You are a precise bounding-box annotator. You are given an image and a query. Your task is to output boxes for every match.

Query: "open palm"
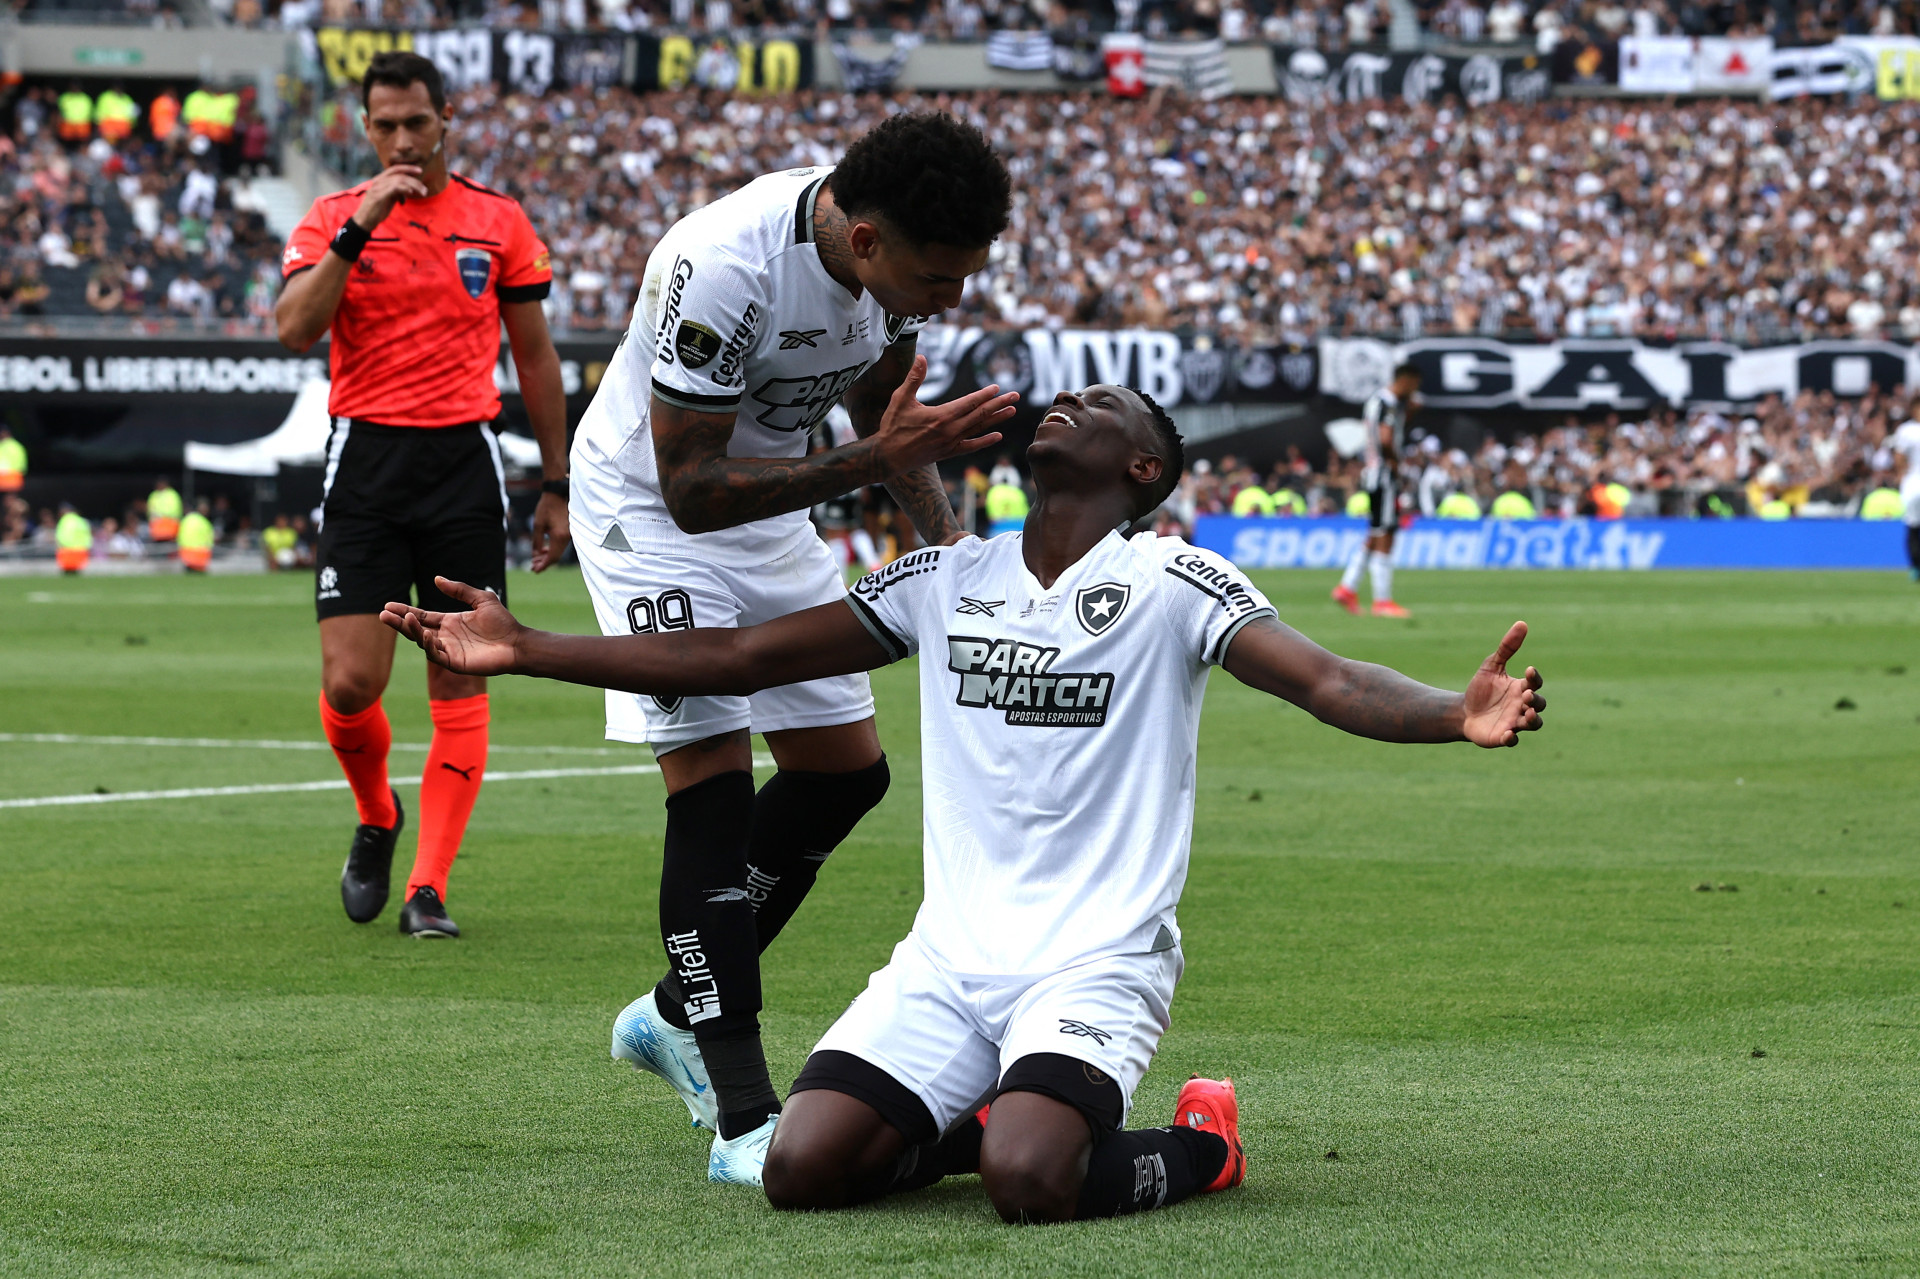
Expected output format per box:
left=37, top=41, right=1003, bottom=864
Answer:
left=379, top=576, right=523, bottom=676
left=1461, top=621, right=1546, bottom=748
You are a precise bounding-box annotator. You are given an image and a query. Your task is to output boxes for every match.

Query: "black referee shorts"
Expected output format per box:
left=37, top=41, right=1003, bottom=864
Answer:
left=314, top=418, right=508, bottom=622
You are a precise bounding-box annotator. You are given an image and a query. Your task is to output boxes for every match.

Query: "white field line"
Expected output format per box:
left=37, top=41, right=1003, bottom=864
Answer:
left=0, top=755, right=774, bottom=811
left=0, top=733, right=621, bottom=756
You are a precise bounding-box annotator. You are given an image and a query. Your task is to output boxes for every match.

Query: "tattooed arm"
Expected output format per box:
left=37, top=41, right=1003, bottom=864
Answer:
left=842, top=335, right=964, bottom=544
left=652, top=356, right=1018, bottom=535
left=1222, top=616, right=1545, bottom=748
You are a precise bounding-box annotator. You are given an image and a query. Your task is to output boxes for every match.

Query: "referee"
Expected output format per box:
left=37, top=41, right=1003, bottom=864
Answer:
left=275, top=52, right=570, bottom=939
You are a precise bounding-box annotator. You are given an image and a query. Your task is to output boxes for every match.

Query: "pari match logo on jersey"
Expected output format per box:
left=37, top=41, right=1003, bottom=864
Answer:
left=945, top=637, right=1117, bottom=728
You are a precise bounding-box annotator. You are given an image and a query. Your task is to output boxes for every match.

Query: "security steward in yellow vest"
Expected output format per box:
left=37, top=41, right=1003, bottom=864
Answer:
left=178, top=502, right=216, bottom=572
left=95, top=87, right=139, bottom=143
left=147, top=479, right=184, bottom=542
left=984, top=480, right=1030, bottom=537
left=1490, top=489, right=1536, bottom=519
left=0, top=428, right=25, bottom=492
left=58, top=85, right=94, bottom=142
left=55, top=505, right=92, bottom=574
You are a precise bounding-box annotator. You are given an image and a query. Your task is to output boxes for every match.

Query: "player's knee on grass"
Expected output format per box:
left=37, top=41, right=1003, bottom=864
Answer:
left=981, top=1054, right=1125, bottom=1224
left=980, top=1091, right=1096, bottom=1224
left=763, top=1086, right=910, bottom=1211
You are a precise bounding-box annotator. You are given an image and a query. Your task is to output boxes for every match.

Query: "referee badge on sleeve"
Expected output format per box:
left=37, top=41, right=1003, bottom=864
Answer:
left=455, top=248, right=493, bottom=299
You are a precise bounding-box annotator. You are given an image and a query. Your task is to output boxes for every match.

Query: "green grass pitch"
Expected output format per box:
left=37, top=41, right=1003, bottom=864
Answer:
left=2, top=566, right=1918, bottom=1277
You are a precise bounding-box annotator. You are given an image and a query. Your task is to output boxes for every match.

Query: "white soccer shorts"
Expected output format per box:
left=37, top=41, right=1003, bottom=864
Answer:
left=1901, top=477, right=1920, bottom=527
left=812, top=932, right=1183, bottom=1134
left=576, top=532, right=875, bottom=751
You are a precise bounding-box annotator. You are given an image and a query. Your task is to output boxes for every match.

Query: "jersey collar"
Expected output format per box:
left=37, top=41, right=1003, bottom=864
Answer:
left=793, top=175, right=826, bottom=245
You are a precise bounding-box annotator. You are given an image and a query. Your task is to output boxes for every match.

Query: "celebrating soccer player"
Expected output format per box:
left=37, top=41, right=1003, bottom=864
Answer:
left=563, top=113, right=1018, bottom=1180
left=381, top=381, right=1548, bottom=1217
left=276, top=52, right=571, bottom=939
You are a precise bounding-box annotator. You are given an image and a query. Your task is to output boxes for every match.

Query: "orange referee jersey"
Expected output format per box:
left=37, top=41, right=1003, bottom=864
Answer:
left=281, top=173, right=552, bottom=427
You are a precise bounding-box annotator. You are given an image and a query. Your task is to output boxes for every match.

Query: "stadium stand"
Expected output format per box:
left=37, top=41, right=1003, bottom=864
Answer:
left=2, top=85, right=287, bottom=330
left=289, top=86, right=1920, bottom=348
left=1175, top=390, right=1916, bottom=524
left=232, top=0, right=1920, bottom=42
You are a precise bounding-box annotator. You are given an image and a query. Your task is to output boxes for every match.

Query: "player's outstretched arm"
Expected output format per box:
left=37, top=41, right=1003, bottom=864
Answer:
left=1222, top=617, right=1545, bottom=747
left=842, top=338, right=968, bottom=545
left=381, top=577, right=890, bottom=696
left=652, top=355, right=1017, bottom=535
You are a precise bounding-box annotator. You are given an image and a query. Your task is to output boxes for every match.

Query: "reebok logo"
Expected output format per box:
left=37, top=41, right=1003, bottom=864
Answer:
left=778, top=328, right=826, bottom=349
left=956, top=597, right=1005, bottom=617
left=704, top=887, right=750, bottom=903
left=947, top=637, right=1116, bottom=728
left=665, top=929, right=722, bottom=1023
left=1057, top=1019, right=1113, bottom=1045
left=439, top=762, right=477, bottom=781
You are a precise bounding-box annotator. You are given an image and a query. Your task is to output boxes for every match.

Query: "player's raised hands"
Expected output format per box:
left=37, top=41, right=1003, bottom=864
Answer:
left=1460, top=621, right=1546, bottom=748
left=873, top=354, right=1019, bottom=474
left=380, top=577, right=524, bottom=676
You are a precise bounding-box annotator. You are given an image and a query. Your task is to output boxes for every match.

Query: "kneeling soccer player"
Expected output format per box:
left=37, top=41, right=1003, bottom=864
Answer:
left=381, top=383, right=1547, bottom=1212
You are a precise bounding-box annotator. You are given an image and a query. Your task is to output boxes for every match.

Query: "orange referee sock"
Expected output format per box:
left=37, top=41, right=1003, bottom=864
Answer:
left=407, top=694, right=489, bottom=900
left=319, top=693, right=397, bottom=829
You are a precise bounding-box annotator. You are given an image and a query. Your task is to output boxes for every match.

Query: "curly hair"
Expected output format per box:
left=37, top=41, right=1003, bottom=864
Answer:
left=828, top=113, right=1012, bottom=249
left=1129, top=388, right=1187, bottom=516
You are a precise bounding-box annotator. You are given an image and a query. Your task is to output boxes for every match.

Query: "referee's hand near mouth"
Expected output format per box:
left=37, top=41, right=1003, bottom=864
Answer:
left=275, top=49, right=569, bottom=940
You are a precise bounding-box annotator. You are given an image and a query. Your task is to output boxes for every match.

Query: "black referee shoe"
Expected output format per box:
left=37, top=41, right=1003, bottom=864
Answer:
left=341, top=790, right=404, bottom=924
left=398, top=885, right=460, bottom=939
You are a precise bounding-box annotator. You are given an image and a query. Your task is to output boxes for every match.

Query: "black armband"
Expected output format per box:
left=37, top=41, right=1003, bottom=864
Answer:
left=540, top=478, right=570, bottom=499
left=329, top=219, right=372, bottom=263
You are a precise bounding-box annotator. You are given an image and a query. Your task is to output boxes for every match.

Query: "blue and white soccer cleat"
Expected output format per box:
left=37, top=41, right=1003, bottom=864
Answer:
left=708, top=1112, right=778, bottom=1187
left=611, top=990, right=718, bottom=1131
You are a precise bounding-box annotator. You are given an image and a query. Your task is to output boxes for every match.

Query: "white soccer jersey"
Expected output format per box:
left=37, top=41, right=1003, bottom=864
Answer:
left=844, top=530, right=1277, bottom=977
left=571, top=166, right=924, bottom=568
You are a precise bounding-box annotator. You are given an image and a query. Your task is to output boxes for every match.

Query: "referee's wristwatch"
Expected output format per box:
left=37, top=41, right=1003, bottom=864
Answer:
left=541, top=478, right=570, bottom=499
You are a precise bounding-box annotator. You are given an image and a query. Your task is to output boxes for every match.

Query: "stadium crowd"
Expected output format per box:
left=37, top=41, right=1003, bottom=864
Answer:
left=193, top=0, right=1919, bottom=47
left=1164, top=389, right=1919, bottom=524
left=409, top=86, right=1920, bottom=350
left=1, top=84, right=284, bottom=329
left=12, top=79, right=1920, bottom=352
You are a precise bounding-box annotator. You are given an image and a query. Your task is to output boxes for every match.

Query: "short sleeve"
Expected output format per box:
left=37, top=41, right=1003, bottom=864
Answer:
left=497, top=205, right=552, bottom=303
left=842, top=546, right=946, bottom=663
left=648, top=246, right=768, bottom=414
left=281, top=199, right=337, bottom=279
left=1151, top=538, right=1277, bottom=666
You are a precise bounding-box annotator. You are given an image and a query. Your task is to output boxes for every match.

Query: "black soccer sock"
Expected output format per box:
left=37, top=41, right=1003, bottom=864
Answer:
left=847, top=1114, right=985, bottom=1206
left=1073, top=1125, right=1228, bottom=1220
left=745, top=757, right=891, bottom=951
left=1906, top=523, right=1920, bottom=572
left=648, top=770, right=779, bottom=1135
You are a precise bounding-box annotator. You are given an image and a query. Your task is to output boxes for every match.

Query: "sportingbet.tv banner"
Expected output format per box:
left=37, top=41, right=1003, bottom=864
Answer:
left=1319, top=336, right=1920, bottom=411
left=308, top=26, right=814, bottom=96
left=1200, top=516, right=1907, bottom=572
